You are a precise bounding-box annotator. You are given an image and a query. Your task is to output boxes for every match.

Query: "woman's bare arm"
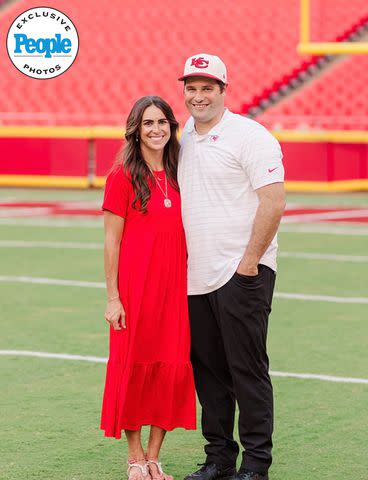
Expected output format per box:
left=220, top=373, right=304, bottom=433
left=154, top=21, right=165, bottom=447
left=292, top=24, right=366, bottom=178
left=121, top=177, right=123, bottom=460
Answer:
left=103, top=210, right=126, bottom=330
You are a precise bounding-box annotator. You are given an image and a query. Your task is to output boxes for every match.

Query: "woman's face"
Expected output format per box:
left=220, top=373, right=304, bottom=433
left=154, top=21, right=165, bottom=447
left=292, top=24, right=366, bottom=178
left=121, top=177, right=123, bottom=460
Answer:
left=139, top=105, right=171, bottom=152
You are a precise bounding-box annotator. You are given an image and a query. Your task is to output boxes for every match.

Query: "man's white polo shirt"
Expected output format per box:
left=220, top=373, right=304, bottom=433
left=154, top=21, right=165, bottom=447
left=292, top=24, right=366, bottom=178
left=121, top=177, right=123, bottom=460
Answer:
left=178, top=108, right=284, bottom=295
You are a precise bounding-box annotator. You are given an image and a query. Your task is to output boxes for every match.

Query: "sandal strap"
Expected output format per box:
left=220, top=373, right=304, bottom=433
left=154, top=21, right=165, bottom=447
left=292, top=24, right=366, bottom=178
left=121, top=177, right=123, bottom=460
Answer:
left=127, top=461, right=148, bottom=477
left=146, top=459, right=164, bottom=475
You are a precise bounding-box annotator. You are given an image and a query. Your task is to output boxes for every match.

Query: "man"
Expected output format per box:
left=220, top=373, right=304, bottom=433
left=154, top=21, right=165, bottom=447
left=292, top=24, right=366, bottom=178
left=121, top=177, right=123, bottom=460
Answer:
left=177, top=54, right=285, bottom=480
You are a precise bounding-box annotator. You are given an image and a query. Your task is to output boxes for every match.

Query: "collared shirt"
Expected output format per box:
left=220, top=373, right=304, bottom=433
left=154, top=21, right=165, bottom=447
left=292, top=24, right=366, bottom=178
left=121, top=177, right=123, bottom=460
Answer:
left=178, top=108, right=284, bottom=295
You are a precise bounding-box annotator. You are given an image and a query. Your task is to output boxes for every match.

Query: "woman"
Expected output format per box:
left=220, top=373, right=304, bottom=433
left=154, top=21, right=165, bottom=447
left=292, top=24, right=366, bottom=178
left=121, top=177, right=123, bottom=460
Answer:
left=100, top=96, right=196, bottom=480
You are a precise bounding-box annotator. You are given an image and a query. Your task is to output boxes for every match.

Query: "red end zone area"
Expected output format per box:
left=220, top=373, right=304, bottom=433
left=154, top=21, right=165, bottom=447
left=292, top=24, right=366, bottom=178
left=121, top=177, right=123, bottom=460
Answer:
left=283, top=206, right=368, bottom=223
left=1, top=201, right=368, bottom=223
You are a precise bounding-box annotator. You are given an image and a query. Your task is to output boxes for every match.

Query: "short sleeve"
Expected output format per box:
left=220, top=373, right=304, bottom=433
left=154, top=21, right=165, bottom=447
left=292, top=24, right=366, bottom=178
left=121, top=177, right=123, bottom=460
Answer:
left=241, top=123, right=284, bottom=190
left=102, top=166, right=130, bottom=218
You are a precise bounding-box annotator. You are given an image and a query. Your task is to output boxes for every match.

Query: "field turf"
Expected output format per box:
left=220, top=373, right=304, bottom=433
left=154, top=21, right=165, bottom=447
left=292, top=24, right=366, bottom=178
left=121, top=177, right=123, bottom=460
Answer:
left=1, top=189, right=367, bottom=480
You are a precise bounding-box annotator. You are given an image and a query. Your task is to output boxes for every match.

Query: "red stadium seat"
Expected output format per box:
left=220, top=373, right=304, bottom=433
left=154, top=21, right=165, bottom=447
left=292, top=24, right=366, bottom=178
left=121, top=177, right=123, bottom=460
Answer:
left=0, top=0, right=367, bottom=128
left=258, top=55, right=368, bottom=130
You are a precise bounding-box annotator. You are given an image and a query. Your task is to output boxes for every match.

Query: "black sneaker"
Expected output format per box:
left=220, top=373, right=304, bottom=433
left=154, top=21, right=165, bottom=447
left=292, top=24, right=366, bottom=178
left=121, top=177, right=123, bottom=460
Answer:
left=184, top=463, right=236, bottom=480
left=230, top=471, right=268, bottom=480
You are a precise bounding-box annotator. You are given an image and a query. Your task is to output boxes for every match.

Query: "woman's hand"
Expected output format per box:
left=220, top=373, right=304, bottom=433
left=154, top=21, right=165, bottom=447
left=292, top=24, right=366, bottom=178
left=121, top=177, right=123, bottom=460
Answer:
left=104, top=298, right=126, bottom=330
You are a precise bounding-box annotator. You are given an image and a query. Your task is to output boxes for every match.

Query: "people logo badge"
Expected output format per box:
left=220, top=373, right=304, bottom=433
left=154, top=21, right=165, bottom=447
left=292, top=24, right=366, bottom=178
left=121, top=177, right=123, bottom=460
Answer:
left=6, top=6, right=79, bottom=79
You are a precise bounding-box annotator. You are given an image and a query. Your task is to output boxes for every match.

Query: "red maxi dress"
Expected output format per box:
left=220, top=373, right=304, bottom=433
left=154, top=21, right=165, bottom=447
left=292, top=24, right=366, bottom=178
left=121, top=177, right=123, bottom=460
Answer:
left=100, top=165, right=196, bottom=438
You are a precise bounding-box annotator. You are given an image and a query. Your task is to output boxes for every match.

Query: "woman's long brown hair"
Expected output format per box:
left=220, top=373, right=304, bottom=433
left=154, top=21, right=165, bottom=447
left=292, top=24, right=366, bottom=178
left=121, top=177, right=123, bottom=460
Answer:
left=112, top=96, right=180, bottom=214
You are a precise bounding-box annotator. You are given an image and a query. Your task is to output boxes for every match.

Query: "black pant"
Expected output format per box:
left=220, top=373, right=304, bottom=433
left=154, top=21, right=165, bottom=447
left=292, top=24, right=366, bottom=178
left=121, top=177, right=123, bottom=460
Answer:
left=188, top=264, right=276, bottom=474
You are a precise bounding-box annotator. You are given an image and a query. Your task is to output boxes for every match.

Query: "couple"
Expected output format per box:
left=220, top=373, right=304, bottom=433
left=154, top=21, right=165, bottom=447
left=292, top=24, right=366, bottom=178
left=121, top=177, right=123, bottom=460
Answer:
left=100, top=54, right=285, bottom=480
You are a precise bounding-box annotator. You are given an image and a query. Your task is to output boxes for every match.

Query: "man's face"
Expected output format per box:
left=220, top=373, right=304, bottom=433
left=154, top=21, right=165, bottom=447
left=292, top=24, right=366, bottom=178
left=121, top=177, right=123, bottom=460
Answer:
left=184, top=77, right=225, bottom=124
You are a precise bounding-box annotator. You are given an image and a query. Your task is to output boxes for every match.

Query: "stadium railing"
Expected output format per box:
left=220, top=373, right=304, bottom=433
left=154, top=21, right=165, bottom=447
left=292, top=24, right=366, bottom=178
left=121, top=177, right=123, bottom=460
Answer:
left=0, top=126, right=367, bottom=192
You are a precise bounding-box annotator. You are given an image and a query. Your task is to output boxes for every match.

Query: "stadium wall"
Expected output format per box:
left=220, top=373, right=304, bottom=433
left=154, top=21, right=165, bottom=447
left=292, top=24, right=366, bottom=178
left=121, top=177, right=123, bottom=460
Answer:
left=0, top=128, right=367, bottom=191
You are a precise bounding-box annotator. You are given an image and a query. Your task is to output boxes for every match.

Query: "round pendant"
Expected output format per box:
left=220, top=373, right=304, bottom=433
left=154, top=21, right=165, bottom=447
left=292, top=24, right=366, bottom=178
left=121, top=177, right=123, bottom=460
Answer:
left=164, top=198, right=172, bottom=208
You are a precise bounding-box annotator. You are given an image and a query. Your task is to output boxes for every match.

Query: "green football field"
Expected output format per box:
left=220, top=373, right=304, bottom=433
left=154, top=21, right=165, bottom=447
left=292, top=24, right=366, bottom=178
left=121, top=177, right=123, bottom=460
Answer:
left=1, top=189, right=367, bottom=480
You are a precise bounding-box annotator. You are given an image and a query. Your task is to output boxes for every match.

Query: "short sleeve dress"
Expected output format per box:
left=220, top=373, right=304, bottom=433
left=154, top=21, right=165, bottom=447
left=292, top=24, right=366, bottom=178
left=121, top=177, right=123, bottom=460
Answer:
left=100, top=165, right=196, bottom=438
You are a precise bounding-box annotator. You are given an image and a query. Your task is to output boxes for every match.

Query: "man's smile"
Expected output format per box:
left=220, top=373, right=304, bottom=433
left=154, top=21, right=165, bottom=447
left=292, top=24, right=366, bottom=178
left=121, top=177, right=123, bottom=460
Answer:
left=192, top=103, right=209, bottom=110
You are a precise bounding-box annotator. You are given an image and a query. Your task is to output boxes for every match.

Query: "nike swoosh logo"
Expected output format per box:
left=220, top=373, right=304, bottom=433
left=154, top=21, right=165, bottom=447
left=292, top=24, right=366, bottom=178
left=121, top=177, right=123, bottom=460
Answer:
left=268, top=167, right=278, bottom=173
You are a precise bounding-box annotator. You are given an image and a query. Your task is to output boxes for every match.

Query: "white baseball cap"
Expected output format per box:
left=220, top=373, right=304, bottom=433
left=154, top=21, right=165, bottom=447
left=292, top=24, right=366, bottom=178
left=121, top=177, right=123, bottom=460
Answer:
left=178, top=53, right=227, bottom=84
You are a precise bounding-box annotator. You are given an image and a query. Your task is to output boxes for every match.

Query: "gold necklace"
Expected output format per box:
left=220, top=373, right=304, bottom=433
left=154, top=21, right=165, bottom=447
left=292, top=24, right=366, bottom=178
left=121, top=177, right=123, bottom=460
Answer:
left=148, top=166, right=172, bottom=208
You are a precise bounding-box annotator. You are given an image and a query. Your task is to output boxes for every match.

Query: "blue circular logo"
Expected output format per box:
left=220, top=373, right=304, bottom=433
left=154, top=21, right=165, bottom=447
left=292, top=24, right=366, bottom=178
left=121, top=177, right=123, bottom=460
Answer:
left=6, top=6, right=79, bottom=79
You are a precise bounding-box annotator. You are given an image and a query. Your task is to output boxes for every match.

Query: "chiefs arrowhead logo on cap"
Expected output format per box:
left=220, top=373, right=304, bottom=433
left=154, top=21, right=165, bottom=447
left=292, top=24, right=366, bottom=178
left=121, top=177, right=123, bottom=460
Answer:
left=191, top=57, right=209, bottom=69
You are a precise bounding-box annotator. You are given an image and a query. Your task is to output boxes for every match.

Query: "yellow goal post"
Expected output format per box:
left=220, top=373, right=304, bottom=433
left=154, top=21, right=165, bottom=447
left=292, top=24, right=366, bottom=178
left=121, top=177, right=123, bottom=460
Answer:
left=298, top=0, right=368, bottom=55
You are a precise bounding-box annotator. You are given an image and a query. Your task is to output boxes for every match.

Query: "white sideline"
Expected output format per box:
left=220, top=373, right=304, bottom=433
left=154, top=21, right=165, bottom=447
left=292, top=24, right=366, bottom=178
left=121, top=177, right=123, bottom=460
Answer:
left=278, top=251, right=368, bottom=262
left=274, top=292, right=368, bottom=304
left=0, top=217, right=368, bottom=237
left=0, top=350, right=107, bottom=363
left=0, top=240, right=103, bottom=249
left=0, top=275, right=367, bottom=304
left=1, top=217, right=368, bottom=235
left=269, top=370, right=368, bottom=384
left=1, top=240, right=367, bottom=263
left=0, top=276, right=105, bottom=288
left=1, top=350, right=367, bottom=384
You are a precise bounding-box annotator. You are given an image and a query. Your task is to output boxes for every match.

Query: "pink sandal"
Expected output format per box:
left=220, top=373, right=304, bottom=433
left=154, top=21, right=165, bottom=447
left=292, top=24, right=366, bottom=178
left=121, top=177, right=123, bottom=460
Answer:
left=146, top=459, right=174, bottom=480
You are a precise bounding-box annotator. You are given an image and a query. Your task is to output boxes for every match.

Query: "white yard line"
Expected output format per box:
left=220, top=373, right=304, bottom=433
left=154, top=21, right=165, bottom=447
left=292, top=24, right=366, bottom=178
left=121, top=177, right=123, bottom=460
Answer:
left=274, top=292, right=368, bottom=304
left=269, top=370, right=368, bottom=384
left=282, top=209, right=368, bottom=223
left=0, top=350, right=107, bottom=363
left=0, top=275, right=367, bottom=303
left=278, top=251, right=368, bottom=262
left=1, top=241, right=367, bottom=263
left=2, top=241, right=367, bottom=263
left=0, top=200, right=101, bottom=207
left=0, top=276, right=105, bottom=288
left=0, top=349, right=367, bottom=384
left=0, top=240, right=103, bottom=249
left=2, top=217, right=368, bottom=235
